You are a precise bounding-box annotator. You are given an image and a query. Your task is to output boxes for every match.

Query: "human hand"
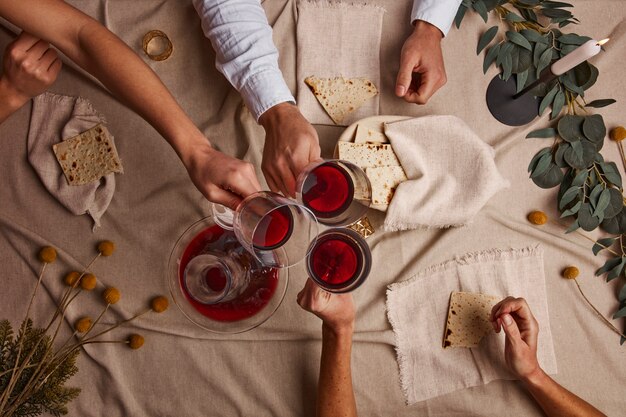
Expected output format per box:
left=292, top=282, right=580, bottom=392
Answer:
left=490, top=297, right=541, bottom=381
left=258, top=102, right=321, bottom=198
left=183, top=141, right=261, bottom=209
left=0, top=32, right=62, bottom=108
left=395, top=20, right=446, bottom=105
left=297, top=278, right=355, bottom=335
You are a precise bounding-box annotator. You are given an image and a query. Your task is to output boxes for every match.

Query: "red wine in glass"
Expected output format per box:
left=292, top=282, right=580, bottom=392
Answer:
left=307, top=228, right=371, bottom=293
left=252, top=206, right=294, bottom=250
left=302, top=162, right=354, bottom=219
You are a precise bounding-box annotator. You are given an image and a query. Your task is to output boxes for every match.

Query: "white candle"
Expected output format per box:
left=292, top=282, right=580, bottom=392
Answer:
left=551, top=39, right=609, bottom=75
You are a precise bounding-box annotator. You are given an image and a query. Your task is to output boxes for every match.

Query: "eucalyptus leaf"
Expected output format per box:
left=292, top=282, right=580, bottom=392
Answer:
left=586, top=99, right=616, bottom=108
left=517, top=69, right=529, bottom=93
left=533, top=42, right=548, bottom=67
left=543, top=1, right=574, bottom=8
left=551, top=91, right=565, bottom=120
left=580, top=64, right=599, bottom=91
left=558, top=115, right=585, bottom=142
left=531, top=152, right=553, bottom=178
left=526, top=128, right=556, bottom=139
left=582, top=114, right=606, bottom=143
left=483, top=44, right=501, bottom=74
left=564, top=140, right=595, bottom=169
left=612, top=306, right=626, bottom=319
left=505, top=12, right=525, bottom=22
left=558, top=34, right=592, bottom=45
left=596, top=256, right=623, bottom=276
left=571, top=169, right=588, bottom=186
left=606, top=258, right=626, bottom=282
left=502, top=53, right=513, bottom=81
left=539, top=85, right=559, bottom=116
left=600, top=188, right=623, bottom=219
left=599, top=162, right=622, bottom=188
left=561, top=200, right=582, bottom=218
left=561, top=76, right=584, bottom=96
left=589, top=184, right=603, bottom=208
left=454, top=4, right=468, bottom=28
left=512, top=48, right=533, bottom=74
left=554, top=143, right=569, bottom=167
left=477, top=26, right=499, bottom=55
left=601, top=208, right=626, bottom=234
left=506, top=31, right=532, bottom=51
left=497, top=42, right=514, bottom=67
left=592, top=237, right=616, bottom=256
left=593, top=188, right=611, bottom=217
left=542, top=8, right=572, bottom=19
left=528, top=147, right=552, bottom=173
left=619, top=283, right=626, bottom=302
left=536, top=47, right=553, bottom=77
left=559, top=185, right=581, bottom=209
left=565, top=219, right=580, bottom=233
left=473, top=1, right=489, bottom=22
left=521, top=29, right=547, bottom=44
left=532, top=163, right=564, bottom=189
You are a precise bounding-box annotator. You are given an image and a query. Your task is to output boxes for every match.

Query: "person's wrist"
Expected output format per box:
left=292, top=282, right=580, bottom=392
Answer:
left=413, top=20, right=443, bottom=40
left=258, top=101, right=296, bottom=130
left=520, top=365, right=546, bottom=388
left=0, top=76, right=29, bottom=112
left=322, top=321, right=354, bottom=339
left=176, top=131, right=215, bottom=169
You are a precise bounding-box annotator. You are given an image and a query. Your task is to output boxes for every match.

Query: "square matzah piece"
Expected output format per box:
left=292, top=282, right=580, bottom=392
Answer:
left=53, top=124, right=123, bottom=186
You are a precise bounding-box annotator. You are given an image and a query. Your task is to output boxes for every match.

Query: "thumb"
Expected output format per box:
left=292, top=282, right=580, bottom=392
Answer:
left=395, top=55, right=415, bottom=97
left=501, top=314, right=522, bottom=345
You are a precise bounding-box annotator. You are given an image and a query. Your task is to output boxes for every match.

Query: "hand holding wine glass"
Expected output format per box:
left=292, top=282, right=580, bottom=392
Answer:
left=297, top=278, right=355, bottom=334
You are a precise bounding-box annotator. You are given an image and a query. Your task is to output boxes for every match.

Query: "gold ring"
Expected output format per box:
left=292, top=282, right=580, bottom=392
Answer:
left=142, top=30, right=173, bottom=61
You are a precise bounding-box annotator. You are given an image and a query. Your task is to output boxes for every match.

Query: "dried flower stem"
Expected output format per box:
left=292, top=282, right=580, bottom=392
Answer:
left=573, top=278, right=626, bottom=338
left=549, top=219, right=621, bottom=256
left=616, top=141, right=626, bottom=175
left=81, top=304, right=110, bottom=341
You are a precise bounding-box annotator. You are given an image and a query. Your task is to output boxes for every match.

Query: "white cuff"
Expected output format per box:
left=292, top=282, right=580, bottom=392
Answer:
left=239, top=70, right=295, bottom=122
left=410, top=0, right=462, bottom=37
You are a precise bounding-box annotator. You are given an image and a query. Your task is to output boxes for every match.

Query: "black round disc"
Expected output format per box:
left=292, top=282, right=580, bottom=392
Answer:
left=486, top=75, right=539, bottom=126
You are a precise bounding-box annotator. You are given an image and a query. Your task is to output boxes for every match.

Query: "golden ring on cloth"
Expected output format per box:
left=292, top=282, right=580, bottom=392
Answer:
left=142, top=30, right=173, bottom=61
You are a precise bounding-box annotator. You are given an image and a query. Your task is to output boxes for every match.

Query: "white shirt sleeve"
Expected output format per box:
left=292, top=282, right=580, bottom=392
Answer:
left=411, top=0, right=463, bottom=37
left=192, top=0, right=295, bottom=122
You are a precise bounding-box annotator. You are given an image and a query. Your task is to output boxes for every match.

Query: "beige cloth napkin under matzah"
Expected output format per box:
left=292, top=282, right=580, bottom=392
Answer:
left=296, top=1, right=384, bottom=126
left=386, top=246, right=558, bottom=404
left=383, top=115, right=509, bottom=231
left=27, top=92, right=115, bottom=228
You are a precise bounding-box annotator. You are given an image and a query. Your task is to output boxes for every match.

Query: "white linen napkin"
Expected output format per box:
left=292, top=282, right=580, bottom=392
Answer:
left=383, top=115, right=509, bottom=231
left=386, top=246, right=558, bottom=404
left=27, top=92, right=115, bottom=228
left=296, top=1, right=384, bottom=126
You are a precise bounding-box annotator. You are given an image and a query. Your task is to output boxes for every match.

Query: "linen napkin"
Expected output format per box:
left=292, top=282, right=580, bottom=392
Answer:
left=386, top=246, right=557, bottom=404
left=296, top=1, right=384, bottom=126
left=383, top=115, right=509, bottom=231
left=28, top=92, right=115, bottom=228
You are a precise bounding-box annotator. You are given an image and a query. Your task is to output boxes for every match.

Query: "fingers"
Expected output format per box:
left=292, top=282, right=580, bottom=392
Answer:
left=14, top=31, right=40, bottom=50
left=395, top=53, right=416, bottom=97
left=500, top=313, right=523, bottom=345
left=414, top=70, right=443, bottom=104
left=26, top=40, right=50, bottom=59
left=39, top=49, right=59, bottom=69
left=491, top=297, right=535, bottom=325
left=205, top=187, right=243, bottom=211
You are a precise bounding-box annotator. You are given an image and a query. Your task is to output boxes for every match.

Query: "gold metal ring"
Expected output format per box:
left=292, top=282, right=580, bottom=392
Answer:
left=142, top=30, right=173, bottom=61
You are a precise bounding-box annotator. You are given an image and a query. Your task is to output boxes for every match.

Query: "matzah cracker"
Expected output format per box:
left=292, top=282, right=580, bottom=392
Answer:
left=366, top=166, right=407, bottom=205
left=337, top=142, right=400, bottom=169
left=53, top=124, right=123, bottom=186
left=355, top=122, right=388, bottom=144
left=304, top=76, right=378, bottom=125
left=443, top=292, right=500, bottom=349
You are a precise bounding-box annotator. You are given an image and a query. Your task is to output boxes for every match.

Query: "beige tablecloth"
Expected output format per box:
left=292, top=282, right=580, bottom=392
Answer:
left=1, top=1, right=625, bottom=416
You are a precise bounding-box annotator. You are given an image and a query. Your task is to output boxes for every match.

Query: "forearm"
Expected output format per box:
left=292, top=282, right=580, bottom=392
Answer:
left=522, top=368, right=606, bottom=417
left=0, top=77, right=27, bottom=124
left=411, top=0, right=462, bottom=36
left=317, top=324, right=357, bottom=417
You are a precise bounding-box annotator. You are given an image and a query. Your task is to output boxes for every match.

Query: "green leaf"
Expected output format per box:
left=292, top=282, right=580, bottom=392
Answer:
left=483, top=44, right=501, bottom=74
left=619, top=283, right=626, bottom=302
left=565, top=219, right=580, bottom=233
left=561, top=76, right=584, bottom=96
left=571, top=169, right=588, bottom=187
left=532, top=163, right=564, bottom=189
left=558, top=34, right=592, bottom=45
left=558, top=115, right=585, bottom=142
left=542, top=8, right=572, bottom=19
left=528, top=147, right=552, bottom=173
left=612, top=306, right=626, bottom=319
left=592, top=237, right=616, bottom=256
left=601, top=209, right=626, bottom=234
left=526, top=128, right=556, bottom=139
left=580, top=64, right=599, bottom=91
left=497, top=42, right=514, bottom=67
left=561, top=200, right=582, bottom=218
left=589, top=184, right=603, bottom=208
left=559, top=185, right=581, bottom=209
left=537, top=47, right=554, bottom=78
left=477, top=26, right=499, bottom=55
left=564, top=140, right=596, bottom=169
left=511, top=48, right=533, bottom=74
left=454, top=4, right=468, bottom=29
left=585, top=99, right=616, bottom=108
left=551, top=91, right=565, bottom=120
left=473, top=1, right=489, bottom=22
left=607, top=258, right=626, bottom=281
left=521, top=29, right=547, bottom=44
left=600, top=188, right=624, bottom=218
left=593, top=188, right=611, bottom=217
left=582, top=114, right=606, bottom=143
left=516, top=69, right=529, bottom=93
left=578, top=202, right=600, bottom=231
left=554, top=143, right=569, bottom=167
left=505, top=12, right=525, bottom=22
left=531, top=152, right=553, bottom=178
left=539, top=85, right=559, bottom=116
left=502, top=53, right=513, bottom=81
left=595, top=256, right=623, bottom=276
left=533, top=42, right=548, bottom=67
left=506, top=31, right=532, bottom=51
left=598, top=162, right=622, bottom=188
left=543, top=1, right=574, bottom=8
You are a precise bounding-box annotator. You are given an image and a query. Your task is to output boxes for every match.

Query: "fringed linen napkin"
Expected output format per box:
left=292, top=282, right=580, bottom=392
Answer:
left=386, top=246, right=557, bottom=404
left=296, top=1, right=384, bottom=126
left=28, top=92, right=115, bottom=228
left=383, top=115, right=509, bottom=231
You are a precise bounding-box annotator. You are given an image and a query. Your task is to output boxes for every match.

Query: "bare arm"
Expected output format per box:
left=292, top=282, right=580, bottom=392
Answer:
left=0, top=0, right=260, bottom=208
left=491, top=297, right=605, bottom=417
left=298, top=279, right=358, bottom=417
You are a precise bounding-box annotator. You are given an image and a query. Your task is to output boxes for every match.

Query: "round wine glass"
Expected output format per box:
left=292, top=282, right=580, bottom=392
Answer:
left=211, top=191, right=319, bottom=268
left=306, top=228, right=372, bottom=293
left=296, top=159, right=371, bottom=226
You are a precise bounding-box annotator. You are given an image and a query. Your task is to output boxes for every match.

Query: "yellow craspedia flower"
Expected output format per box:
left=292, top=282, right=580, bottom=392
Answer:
left=527, top=211, right=548, bottom=225
left=562, top=266, right=580, bottom=280
left=98, top=240, right=116, bottom=257
left=81, top=273, right=97, bottom=290
left=103, top=287, right=121, bottom=304
left=38, top=246, right=57, bottom=263
left=75, top=317, right=92, bottom=333
left=150, top=296, right=169, bottom=313
left=64, top=271, right=81, bottom=287
left=128, top=334, right=144, bottom=350
left=609, top=126, right=626, bottom=142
